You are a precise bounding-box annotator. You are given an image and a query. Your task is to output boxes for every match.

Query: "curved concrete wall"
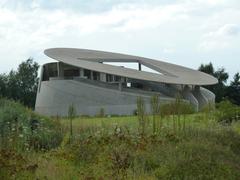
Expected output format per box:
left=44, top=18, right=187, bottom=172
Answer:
left=200, top=87, right=215, bottom=104
left=192, top=86, right=209, bottom=110
left=35, top=79, right=175, bottom=116
left=182, top=86, right=199, bottom=111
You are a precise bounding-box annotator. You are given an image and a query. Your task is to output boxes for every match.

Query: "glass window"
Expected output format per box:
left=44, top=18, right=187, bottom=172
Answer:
left=84, top=69, right=91, bottom=79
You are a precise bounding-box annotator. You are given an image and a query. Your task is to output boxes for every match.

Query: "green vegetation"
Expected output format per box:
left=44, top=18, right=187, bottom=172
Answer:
left=0, top=58, right=39, bottom=108
left=198, top=62, right=240, bottom=104
left=1, top=97, right=240, bottom=179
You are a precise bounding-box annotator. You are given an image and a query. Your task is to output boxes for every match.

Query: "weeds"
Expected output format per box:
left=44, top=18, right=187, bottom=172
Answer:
left=1, top=97, right=240, bottom=179
left=137, top=97, right=147, bottom=136
left=150, top=94, right=160, bottom=134
left=0, top=98, right=63, bottom=152
left=68, top=103, right=76, bottom=138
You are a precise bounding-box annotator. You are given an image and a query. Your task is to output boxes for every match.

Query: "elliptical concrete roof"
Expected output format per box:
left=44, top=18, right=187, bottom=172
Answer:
left=44, top=48, right=218, bottom=85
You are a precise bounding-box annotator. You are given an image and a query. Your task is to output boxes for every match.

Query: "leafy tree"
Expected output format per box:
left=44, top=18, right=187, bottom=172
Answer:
left=6, top=70, right=20, bottom=100
left=213, top=68, right=229, bottom=102
left=0, top=58, right=39, bottom=108
left=231, top=72, right=240, bottom=86
left=214, top=68, right=229, bottom=85
left=15, top=58, right=39, bottom=108
left=0, top=74, right=7, bottom=97
left=226, top=73, right=240, bottom=105
left=198, top=63, right=229, bottom=102
left=198, top=62, right=215, bottom=76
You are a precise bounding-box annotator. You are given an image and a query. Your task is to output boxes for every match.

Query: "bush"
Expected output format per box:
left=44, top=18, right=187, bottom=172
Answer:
left=0, top=149, right=37, bottom=179
left=216, top=100, right=239, bottom=123
left=0, top=98, right=63, bottom=151
left=160, top=101, right=194, bottom=116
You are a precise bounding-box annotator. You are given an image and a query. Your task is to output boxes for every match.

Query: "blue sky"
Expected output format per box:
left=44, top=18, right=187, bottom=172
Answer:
left=0, top=0, right=239, bottom=80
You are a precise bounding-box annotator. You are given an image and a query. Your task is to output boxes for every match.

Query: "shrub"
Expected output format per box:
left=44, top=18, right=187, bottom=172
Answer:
left=216, top=100, right=238, bottom=124
left=28, top=114, right=63, bottom=150
left=0, top=149, right=38, bottom=179
left=0, top=98, right=63, bottom=151
left=160, top=100, right=194, bottom=116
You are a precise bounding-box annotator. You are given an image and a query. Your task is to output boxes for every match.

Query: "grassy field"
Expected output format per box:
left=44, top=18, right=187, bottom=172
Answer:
left=35, top=113, right=240, bottom=179
left=59, top=112, right=221, bottom=136
left=1, top=98, right=240, bottom=179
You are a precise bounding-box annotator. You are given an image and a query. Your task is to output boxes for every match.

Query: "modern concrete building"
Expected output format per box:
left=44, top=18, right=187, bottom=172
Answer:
left=35, top=48, right=218, bottom=116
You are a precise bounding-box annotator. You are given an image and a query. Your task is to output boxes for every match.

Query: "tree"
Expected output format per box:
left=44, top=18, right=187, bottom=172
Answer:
left=226, top=73, right=240, bottom=105
left=198, top=62, right=214, bottom=76
left=198, top=63, right=215, bottom=93
left=15, top=58, right=39, bottom=108
left=0, top=58, right=39, bottom=108
left=0, top=74, right=7, bottom=97
left=213, top=68, right=229, bottom=102
left=231, top=72, right=240, bottom=86
left=214, top=68, right=229, bottom=85
left=6, top=70, right=20, bottom=101
left=198, top=63, right=229, bottom=102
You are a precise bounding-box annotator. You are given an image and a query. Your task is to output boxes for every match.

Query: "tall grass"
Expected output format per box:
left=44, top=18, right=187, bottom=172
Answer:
left=1, top=96, right=240, bottom=179
left=68, top=103, right=76, bottom=138
left=150, top=94, right=160, bottom=134
left=136, top=97, right=147, bottom=135
left=0, top=98, right=63, bottom=152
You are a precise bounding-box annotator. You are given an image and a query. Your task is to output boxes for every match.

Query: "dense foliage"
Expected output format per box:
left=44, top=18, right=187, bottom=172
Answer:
left=56, top=126, right=240, bottom=179
left=198, top=62, right=240, bottom=104
left=0, top=98, right=63, bottom=151
left=1, top=97, right=240, bottom=179
left=0, top=58, right=39, bottom=108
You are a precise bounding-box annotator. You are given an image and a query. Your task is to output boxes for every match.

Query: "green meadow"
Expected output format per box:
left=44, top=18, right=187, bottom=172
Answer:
left=1, top=98, right=240, bottom=179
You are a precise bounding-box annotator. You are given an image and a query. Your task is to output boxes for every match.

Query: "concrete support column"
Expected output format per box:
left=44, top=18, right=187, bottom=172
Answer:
left=118, top=82, right=122, bottom=91
left=80, top=68, right=84, bottom=77
left=90, top=71, right=93, bottom=80
left=118, top=77, right=124, bottom=91
left=181, top=84, right=184, bottom=91
left=100, top=73, right=106, bottom=82
left=58, top=62, right=64, bottom=78
left=138, top=63, right=142, bottom=71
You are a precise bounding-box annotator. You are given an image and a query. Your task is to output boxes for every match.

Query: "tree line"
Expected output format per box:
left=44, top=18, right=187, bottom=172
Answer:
left=0, top=59, right=239, bottom=109
left=198, top=62, right=240, bottom=105
left=0, top=58, right=39, bottom=108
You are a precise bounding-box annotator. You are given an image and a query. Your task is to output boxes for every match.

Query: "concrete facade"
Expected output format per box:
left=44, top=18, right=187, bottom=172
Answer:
left=35, top=48, right=217, bottom=116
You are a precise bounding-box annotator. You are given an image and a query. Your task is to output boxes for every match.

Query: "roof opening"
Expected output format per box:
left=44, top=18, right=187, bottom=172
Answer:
left=103, top=62, right=162, bottom=75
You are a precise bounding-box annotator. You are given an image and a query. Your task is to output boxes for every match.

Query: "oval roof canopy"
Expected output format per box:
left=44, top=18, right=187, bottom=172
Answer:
left=44, top=48, right=218, bottom=86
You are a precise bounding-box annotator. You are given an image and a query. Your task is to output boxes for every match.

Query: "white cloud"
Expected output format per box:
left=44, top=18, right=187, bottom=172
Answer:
left=0, top=2, right=192, bottom=56
left=205, top=24, right=240, bottom=38
left=0, top=0, right=239, bottom=77
left=199, top=24, right=240, bottom=51
left=30, top=0, right=41, bottom=9
left=163, top=48, right=175, bottom=54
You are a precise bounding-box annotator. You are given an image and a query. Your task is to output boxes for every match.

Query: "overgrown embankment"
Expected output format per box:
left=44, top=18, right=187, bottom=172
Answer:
left=0, top=98, right=63, bottom=179
left=1, top=98, right=240, bottom=179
